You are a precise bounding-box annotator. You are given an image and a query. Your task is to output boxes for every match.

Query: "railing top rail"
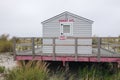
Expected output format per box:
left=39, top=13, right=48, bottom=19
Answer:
left=15, top=37, right=42, bottom=39
left=100, top=37, right=120, bottom=39
left=15, top=37, right=120, bottom=39
left=43, top=37, right=93, bottom=39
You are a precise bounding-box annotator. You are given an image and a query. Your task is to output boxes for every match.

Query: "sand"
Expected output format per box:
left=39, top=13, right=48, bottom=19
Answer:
left=0, top=53, right=17, bottom=69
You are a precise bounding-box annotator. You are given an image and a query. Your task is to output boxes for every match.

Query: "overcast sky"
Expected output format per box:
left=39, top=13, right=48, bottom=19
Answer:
left=0, top=0, right=120, bottom=37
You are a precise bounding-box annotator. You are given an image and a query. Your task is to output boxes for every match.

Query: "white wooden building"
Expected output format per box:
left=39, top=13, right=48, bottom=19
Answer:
left=41, top=11, right=94, bottom=55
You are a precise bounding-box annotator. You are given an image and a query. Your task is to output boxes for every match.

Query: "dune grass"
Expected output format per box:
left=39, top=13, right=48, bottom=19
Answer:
left=0, top=34, right=13, bottom=53
left=3, top=61, right=120, bottom=80
left=5, top=61, right=49, bottom=80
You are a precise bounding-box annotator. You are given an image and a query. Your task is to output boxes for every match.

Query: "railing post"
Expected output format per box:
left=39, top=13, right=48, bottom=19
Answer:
left=13, top=37, right=16, bottom=60
left=108, top=38, right=110, bottom=50
left=32, top=37, right=35, bottom=56
left=97, top=37, right=101, bottom=62
left=53, top=38, right=56, bottom=60
left=113, top=38, right=116, bottom=52
left=75, top=38, right=78, bottom=61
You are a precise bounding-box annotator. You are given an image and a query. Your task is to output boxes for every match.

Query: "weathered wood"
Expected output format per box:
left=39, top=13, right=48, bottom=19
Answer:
left=16, top=37, right=42, bottom=39
left=92, top=45, right=98, bottom=48
left=75, top=38, right=78, bottom=61
left=43, top=37, right=93, bottom=39
left=36, top=38, right=39, bottom=48
left=32, top=37, right=35, bottom=56
left=17, top=43, right=32, bottom=46
left=97, top=38, right=101, bottom=62
left=108, top=43, right=110, bottom=50
left=53, top=38, right=56, bottom=60
left=43, top=44, right=92, bottom=46
left=101, top=44, right=120, bottom=46
left=113, top=39, right=116, bottom=52
left=13, top=37, right=16, bottom=60
left=14, top=37, right=120, bottom=59
left=16, top=37, right=119, bottom=39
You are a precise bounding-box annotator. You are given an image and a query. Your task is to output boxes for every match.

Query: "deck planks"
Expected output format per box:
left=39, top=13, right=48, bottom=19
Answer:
left=16, top=48, right=120, bottom=57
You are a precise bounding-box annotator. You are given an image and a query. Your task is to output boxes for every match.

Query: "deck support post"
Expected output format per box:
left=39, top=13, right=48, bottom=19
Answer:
left=113, top=62, right=118, bottom=73
left=32, top=37, right=35, bottom=57
left=13, top=37, right=16, bottom=60
left=53, top=38, right=56, bottom=60
left=75, top=38, right=78, bottom=61
left=97, top=37, right=101, bottom=62
left=63, top=62, right=69, bottom=80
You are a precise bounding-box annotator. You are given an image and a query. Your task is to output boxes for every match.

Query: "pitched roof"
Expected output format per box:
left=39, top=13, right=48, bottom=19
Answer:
left=41, top=11, right=94, bottom=24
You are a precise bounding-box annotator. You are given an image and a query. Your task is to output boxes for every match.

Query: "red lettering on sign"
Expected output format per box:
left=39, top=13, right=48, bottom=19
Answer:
left=59, top=35, right=66, bottom=40
left=59, top=19, right=74, bottom=22
left=59, top=20, right=68, bottom=22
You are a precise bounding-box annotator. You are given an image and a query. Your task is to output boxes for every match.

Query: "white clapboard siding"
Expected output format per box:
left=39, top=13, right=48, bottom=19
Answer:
left=43, top=46, right=92, bottom=54
left=55, top=39, right=74, bottom=44
left=43, top=39, right=53, bottom=44
left=43, top=25, right=60, bottom=37
left=78, top=46, right=92, bottom=54
left=43, top=46, right=53, bottom=53
left=56, top=46, right=75, bottom=54
left=78, top=39, right=92, bottom=45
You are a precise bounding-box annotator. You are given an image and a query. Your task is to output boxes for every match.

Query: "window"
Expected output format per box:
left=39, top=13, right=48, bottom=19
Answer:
left=60, top=22, right=73, bottom=36
left=63, top=25, right=70, bottom=33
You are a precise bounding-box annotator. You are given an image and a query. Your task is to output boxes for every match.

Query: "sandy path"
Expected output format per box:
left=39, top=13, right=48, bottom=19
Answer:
left=0, top=53, right=17, bottom=69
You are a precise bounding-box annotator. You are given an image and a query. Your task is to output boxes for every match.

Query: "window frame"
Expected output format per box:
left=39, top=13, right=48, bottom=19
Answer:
left=60, top=22, right=73, bottom=36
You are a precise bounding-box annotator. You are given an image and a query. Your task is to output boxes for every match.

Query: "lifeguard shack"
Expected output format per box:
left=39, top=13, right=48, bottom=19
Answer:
left=42, top=11, right=93, bottom=55
left=14, top=11, right=120, bottom=64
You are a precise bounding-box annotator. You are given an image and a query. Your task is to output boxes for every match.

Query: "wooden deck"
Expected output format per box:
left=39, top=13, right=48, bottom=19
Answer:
left=16, top=48, right=120, bottom=57
left=13, top=37, right=120, bottom=62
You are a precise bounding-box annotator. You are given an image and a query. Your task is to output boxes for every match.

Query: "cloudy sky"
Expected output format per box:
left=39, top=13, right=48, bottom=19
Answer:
left=0, top=0, right=120, bottom=37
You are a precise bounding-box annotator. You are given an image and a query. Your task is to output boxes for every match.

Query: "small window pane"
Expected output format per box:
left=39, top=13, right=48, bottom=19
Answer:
left=63, top=25, right=70, bottom=33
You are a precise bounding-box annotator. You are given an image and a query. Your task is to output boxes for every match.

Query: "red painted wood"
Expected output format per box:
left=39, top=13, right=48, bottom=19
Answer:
left=15, top=56, right=120, bottom=62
